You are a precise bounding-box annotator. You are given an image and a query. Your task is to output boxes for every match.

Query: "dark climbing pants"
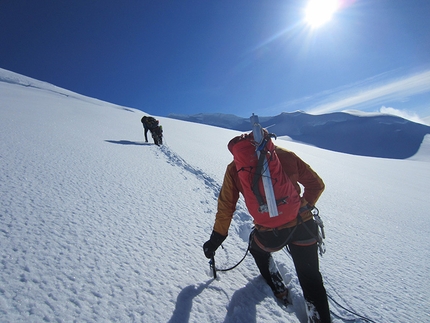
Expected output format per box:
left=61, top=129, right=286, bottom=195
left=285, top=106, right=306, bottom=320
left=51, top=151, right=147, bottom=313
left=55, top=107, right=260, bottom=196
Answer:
left=143, top=126, right=149, bottom=142
left=249, top=220, right=331, bottom=323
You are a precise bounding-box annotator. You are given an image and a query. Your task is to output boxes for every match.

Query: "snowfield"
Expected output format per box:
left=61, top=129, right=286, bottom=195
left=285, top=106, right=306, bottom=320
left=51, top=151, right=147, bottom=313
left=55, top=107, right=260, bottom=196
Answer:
left=1, top=68, right=429, bottom=322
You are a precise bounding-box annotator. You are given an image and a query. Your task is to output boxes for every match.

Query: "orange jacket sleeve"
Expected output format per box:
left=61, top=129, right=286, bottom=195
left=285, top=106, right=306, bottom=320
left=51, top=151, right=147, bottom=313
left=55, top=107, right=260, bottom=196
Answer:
left=213, top=162, right=240, bottom=236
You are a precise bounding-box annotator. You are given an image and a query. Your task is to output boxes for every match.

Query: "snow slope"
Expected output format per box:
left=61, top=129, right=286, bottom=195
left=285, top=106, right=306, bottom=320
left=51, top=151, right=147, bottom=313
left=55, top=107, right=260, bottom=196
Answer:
left=1, top=68, right=429, bottom=322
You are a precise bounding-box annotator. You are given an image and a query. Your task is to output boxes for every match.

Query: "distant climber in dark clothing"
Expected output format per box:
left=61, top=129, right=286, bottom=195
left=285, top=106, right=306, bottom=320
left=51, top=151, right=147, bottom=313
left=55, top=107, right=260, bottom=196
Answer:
left=141, top=116, right=163, bottom=145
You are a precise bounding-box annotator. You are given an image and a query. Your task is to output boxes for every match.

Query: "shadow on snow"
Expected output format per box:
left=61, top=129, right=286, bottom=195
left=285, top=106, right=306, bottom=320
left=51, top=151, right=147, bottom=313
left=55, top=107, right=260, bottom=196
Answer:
left=168, top=277, right=287, bottom=323
left=105, top=140, right=153, bottom=146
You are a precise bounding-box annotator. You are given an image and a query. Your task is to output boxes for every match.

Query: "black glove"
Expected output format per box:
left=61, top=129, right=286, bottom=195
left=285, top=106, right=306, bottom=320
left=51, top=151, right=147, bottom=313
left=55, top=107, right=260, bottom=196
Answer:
left=203, top=231, right=227, bottom=258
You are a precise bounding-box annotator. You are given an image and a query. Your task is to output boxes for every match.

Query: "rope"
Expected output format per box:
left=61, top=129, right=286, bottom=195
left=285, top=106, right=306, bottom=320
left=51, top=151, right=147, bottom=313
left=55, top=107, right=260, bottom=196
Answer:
left=211, top=219, right=377, bottom=322
left=214, top=244, right=377, bottom=322
left=282, top=247, right=377, bottom=323
left=214, top=247, right=249, bottom=272
left=213, top=232, right=252, bottom=272
left=327, top=293, right=377, bottom=323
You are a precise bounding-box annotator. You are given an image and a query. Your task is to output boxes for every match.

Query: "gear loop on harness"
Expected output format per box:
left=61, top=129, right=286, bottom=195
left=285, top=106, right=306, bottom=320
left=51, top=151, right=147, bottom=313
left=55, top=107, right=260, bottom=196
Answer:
left=297, top=207, right=326, bottom=256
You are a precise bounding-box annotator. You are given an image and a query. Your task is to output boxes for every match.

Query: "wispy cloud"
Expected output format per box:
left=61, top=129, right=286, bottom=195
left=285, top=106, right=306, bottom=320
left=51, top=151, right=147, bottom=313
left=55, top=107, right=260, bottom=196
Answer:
left=307, top=69, right=430, bottom=115
left=379, top=106, right=429, bottom=126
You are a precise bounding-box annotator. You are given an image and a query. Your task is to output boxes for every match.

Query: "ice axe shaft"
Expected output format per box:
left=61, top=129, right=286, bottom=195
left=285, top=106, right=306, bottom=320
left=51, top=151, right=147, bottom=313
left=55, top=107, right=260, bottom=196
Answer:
left=210, top=256, right=217, bottom=279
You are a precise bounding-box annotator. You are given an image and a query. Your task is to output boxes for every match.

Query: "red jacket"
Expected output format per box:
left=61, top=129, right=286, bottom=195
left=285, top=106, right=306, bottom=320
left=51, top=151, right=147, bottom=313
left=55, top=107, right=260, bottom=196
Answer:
left=213, top=146, right=325, bottom=236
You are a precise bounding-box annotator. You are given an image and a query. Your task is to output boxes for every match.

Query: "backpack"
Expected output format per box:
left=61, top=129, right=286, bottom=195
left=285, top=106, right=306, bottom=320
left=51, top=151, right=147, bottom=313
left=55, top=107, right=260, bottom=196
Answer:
left=228, top=132, right=301, bottom=228
left=142, top=116, right=159, bottom=129
left=152, top=125, right=163, bottom=136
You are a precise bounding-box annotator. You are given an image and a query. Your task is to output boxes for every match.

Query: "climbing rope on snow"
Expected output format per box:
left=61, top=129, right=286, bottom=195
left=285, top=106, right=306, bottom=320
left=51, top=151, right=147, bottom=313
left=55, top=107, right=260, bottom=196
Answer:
left=211, top=248, right=249, bottom=274
left=323, top=274, right=378, bottom=323
left=326, top=292, right=377, bottom=323
left=208, top=215, right=377, bottom=323
left=211, top=239, right=250, bottom=274
left=282, top=247, right=377, bottom=323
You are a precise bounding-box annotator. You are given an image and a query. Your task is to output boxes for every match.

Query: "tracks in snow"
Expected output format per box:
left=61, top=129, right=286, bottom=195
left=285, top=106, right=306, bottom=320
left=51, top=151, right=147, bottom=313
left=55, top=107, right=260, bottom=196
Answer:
left=155, top=144, right=253, bottom=243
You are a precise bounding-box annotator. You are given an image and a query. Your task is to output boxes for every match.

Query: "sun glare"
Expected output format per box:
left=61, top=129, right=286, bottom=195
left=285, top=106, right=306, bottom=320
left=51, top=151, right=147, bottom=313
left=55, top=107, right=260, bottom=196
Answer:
left=305, top=0, right=340, bottom=28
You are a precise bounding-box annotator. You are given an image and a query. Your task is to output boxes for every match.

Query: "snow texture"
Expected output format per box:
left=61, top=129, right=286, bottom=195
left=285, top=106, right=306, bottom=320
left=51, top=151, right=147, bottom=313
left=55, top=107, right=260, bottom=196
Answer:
left=1, top=68, right=430, bottom=322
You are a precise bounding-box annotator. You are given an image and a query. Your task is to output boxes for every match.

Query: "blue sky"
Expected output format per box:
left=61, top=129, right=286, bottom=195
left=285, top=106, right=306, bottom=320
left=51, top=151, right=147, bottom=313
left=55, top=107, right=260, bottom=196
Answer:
left=1, top=0, right=430, bottom=121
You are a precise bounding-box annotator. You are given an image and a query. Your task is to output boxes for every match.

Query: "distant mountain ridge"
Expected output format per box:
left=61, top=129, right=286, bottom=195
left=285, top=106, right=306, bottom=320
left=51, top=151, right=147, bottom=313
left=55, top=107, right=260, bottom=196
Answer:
left=168, top=111, right=430, bottom=159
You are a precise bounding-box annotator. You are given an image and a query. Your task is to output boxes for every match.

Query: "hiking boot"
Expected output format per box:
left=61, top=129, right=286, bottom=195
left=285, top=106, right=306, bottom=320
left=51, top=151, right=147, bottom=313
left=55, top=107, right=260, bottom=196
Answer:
left=275, top=289, right=288, bottom=299
left=271, top=272, right=289, bottom=305
left=305, top=301, right=322, bottom=323
left=270, top=272, right=287, bottom=294
left=275, top=289, right=290, bottom=306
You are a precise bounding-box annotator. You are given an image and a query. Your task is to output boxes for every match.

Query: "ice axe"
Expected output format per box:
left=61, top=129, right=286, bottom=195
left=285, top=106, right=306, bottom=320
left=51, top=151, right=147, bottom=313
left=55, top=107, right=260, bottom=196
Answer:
left=209, top=256, right=217, bottom=279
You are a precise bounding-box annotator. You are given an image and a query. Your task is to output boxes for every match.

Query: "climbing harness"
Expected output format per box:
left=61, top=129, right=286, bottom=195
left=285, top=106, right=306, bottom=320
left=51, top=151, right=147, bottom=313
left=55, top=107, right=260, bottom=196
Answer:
left=211, top=206, right=325, bottom=273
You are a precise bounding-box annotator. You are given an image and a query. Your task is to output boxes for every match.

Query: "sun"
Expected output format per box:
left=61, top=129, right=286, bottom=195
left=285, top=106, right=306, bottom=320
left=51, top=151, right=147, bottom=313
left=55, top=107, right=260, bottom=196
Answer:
left=305, top=0, right=340, bottom=28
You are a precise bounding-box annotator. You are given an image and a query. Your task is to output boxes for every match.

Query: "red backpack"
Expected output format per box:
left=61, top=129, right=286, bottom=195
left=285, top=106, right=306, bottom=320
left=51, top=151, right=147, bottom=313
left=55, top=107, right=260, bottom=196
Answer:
left=228, top=132, right=301, bottom=228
